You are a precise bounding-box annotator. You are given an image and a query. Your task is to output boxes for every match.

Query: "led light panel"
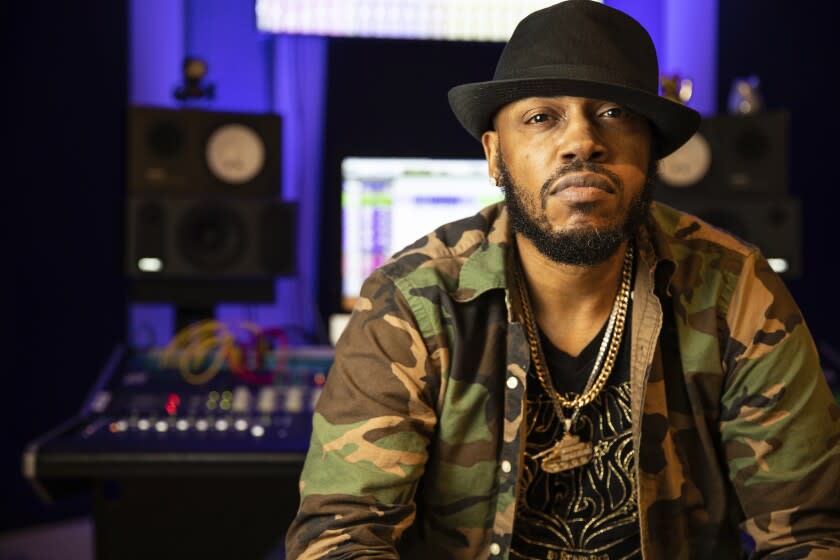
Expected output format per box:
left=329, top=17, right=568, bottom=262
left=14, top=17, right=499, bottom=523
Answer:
left=256, top=0, right=597, bottom=42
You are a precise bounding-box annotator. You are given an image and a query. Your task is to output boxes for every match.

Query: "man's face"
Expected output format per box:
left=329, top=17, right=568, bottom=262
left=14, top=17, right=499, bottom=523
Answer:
left=481, top=96, right=654, bottom=266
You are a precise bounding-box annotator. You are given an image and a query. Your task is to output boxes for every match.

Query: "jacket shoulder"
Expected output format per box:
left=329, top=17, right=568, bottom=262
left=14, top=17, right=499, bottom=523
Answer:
left=649, top=201, right=767, bottom=325
left=377, top=203, right=505, bottom=291
left=651, top=200, right=759, bottom=259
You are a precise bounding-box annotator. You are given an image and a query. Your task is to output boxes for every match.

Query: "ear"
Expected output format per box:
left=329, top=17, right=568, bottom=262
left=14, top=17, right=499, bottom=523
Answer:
left=481, top=130, right=500, bottom=184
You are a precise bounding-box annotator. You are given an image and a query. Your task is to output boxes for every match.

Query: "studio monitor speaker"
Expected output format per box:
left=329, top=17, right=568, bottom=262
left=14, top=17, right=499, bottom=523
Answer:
left=126, top=195, right=297, bottom=279
left=128, top=105, right=282, bottom=197
left=655, top=110, right=789, bottom=197
left=655, top=196, right=801, bottom=278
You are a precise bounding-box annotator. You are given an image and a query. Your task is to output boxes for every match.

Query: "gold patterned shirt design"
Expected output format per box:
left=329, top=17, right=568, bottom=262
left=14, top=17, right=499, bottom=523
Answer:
left=511, top=316, right=640, bottom=560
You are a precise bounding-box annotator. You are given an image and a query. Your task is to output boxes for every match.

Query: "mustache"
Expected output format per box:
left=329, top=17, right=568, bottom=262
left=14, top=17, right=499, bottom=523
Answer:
left=539, top=161, right=623, bottom=201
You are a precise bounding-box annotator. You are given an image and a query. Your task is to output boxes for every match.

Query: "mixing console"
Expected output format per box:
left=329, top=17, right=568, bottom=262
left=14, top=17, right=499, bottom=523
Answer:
left=24, top=344, right=334, bottom=498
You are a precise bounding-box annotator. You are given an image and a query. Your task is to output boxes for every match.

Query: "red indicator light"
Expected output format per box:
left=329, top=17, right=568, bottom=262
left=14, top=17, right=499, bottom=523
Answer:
left=165, top=393, right=181, bottom=415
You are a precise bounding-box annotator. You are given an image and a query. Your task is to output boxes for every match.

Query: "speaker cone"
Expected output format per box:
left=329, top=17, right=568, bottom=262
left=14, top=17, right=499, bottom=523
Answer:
left=176, top=202, right=246, bottom=271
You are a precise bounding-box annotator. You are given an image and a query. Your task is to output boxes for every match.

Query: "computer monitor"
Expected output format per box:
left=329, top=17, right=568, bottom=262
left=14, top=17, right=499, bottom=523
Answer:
left=340, top=156, right=504, bottom=311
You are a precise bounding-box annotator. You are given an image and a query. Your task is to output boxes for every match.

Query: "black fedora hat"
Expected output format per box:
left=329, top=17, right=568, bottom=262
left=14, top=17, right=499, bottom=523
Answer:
left=448, top=0, right=700, bottom=158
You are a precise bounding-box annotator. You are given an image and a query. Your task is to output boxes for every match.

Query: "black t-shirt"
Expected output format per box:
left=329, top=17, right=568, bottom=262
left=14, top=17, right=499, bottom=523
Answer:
left=510, top=300, right=641, bottom=560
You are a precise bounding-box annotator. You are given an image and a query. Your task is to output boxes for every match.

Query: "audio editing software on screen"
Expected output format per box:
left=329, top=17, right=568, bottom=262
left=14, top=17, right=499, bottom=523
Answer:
left=340, top=157, right=503, bottom=309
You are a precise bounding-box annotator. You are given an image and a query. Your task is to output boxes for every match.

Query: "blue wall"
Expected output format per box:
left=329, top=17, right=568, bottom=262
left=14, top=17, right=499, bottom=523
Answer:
left=607, top=0, right=717, bottom=116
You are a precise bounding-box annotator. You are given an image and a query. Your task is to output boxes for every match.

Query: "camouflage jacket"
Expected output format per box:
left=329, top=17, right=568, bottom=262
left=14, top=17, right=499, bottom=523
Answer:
left=286, top=202, right=840, bottom=559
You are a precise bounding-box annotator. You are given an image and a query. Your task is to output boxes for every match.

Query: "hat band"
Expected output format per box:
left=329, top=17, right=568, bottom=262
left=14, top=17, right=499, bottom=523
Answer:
left=495, top=64, right=654, bottom=94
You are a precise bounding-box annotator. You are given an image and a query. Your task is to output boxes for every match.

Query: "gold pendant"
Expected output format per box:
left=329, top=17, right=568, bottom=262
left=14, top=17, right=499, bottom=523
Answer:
left=533, top=432, right=593, bottom=473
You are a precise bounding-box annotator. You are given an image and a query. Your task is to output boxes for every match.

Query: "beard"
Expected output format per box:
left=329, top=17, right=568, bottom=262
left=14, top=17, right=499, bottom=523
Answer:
left=498, top=150, right=656, bottom=266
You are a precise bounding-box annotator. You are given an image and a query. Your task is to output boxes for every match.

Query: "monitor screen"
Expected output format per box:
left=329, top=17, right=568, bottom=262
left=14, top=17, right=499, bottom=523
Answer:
left=340, top=156, right=504, bottom=310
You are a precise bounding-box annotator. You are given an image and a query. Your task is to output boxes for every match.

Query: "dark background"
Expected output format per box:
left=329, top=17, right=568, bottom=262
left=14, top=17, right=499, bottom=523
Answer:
left=4, top=0, right=836, bottom=532
left=3, top=2, right=129, bottom=530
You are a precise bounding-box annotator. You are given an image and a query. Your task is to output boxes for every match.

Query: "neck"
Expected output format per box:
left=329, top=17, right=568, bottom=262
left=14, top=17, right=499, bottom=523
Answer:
left=515, top=233, right=630, bottom=356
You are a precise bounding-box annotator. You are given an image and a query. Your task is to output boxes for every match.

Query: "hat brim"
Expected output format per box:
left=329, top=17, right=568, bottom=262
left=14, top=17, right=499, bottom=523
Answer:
left=448, top=77, right=701, bottom=159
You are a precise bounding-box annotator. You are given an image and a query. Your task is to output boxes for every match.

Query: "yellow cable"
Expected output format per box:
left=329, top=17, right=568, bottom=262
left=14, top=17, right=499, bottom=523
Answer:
left=158, top=319, right=278, bottom=386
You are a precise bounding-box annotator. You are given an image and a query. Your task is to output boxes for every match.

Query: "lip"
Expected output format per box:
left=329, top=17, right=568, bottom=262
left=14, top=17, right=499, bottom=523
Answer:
left=549, top=173, right=616, bottom=196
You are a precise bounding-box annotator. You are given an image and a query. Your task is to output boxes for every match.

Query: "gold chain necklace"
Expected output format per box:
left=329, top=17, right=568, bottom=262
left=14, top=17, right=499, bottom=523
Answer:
left=514, top=245, right=633, bottom=473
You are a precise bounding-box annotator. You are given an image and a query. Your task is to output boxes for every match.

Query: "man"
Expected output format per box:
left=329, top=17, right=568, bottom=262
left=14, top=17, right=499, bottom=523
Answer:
left=286, top=1, right=840, bottom=558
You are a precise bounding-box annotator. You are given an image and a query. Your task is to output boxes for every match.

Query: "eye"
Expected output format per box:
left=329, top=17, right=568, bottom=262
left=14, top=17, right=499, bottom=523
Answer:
left=600, top=106, right=626, bottom=119
left=525, top=112, right=553, bottom=125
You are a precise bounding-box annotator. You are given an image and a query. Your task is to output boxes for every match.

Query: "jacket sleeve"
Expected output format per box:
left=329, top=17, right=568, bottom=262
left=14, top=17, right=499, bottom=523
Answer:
left=285, top=269, right=439, bottom=559
left=720, top=249, right=840, bottom=559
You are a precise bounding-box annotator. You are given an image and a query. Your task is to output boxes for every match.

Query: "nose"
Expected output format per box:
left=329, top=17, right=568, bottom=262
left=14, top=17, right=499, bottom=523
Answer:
left=560, top=115, right=606, bottom=163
